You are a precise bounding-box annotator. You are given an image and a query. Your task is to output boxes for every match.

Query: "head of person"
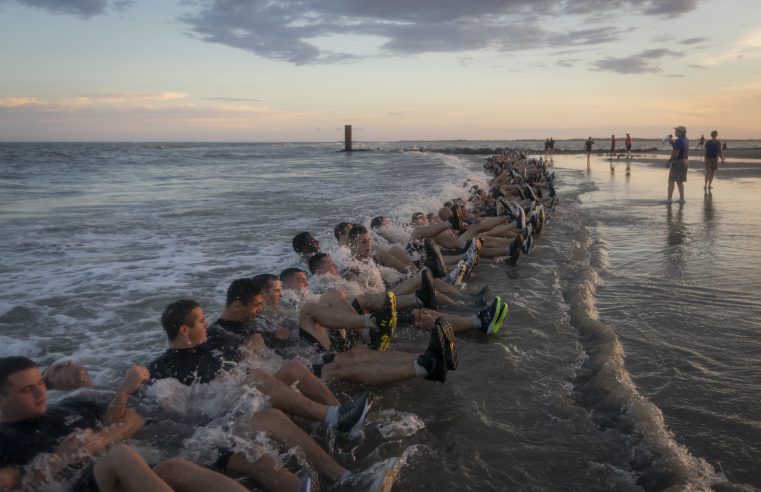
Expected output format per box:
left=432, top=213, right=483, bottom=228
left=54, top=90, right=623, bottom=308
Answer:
left=711, top=130, right=718, bottom=140
left=292, top=232, right=320, bottom=257
left=252, top=273, right=282, bottom=308
left=370, top=216, right=390, bottom=232
left=348, top=224, right=372, bottom=260
left=161, top=299, right=207, bottom=348
left=674, top=125, right=687, bottom=137
left=411, top=212, right=428, bottom=227
left=333, top=222, right=352, bottom=246
left=280, top=268, right=308, bottom=292
left=43, top=358, right=92, bottom=391
left=308, top=252, right=339, bottom=276
left=224, top=278, right=264, bottom=321
left=438, top=207, right=452, bottom=222
left=0, top=356, right=47, bottom=421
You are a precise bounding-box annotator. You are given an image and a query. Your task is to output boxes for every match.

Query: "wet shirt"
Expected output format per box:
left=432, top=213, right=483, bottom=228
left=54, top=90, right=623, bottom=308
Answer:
left=672, top=135, right=690, bottom=160
left=147, top=337, right=243, bottom=385
left=705, top=140, right=721, bottom=158
left=207, top=318, right=257, bottom=346
left=0, top=400, right=104, bottom=468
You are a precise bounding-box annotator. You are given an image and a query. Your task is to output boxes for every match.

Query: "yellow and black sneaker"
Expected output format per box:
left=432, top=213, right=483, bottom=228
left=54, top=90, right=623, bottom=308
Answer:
left=415, top=268, right=438, bottom=311
left=369, top=291, right=397, bottom=351
left=417, top=323, right=448, bottom=383
left=449, top=204, right=465, bottom=231
left=436, top=317, right=458, bottom=370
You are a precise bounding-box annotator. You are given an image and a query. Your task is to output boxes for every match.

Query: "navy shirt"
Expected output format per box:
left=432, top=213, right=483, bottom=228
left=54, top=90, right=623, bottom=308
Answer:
left=0, top=400, right=104, bottom=468
left=672, top=135, right=690, bottom=160
left=705, top=140, right=721, bottom=159
left=147, top=336, right=243, bottom=386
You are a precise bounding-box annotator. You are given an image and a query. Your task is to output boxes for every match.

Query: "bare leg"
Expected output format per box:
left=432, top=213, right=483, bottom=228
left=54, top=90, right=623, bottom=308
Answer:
left=152, top=457, right=248, bottom=492
left=275, top=360, right=340, bottom=406
left=225, top=453, right=301, bottom=492
left=323, top=351, right=418, bottom=385
left=242, top=409, right=347, bottom=482
left=93, top=444, right=173, bottom=492
left=410, top=222, right=451, bottom=241
left=667, top=181, right=675, bottom=201
left=677, top=181, right=685, bottom=201
left=374, top=247, right=415, bottom=273
left=246, top=368, right=328, bottom=422
left=412, top=308, right=474, bottom=332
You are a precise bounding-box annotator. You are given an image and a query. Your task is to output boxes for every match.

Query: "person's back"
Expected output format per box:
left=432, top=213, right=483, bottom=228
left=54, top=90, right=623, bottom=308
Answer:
left=705, top=138, right=721, bottom=158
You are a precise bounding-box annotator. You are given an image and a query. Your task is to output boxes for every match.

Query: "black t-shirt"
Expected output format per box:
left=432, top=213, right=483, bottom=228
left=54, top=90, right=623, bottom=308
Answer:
left=207, top=318, right=256, bottom=345
left=146, top=337, right=243, bottom=386
left=0, top=400, right=104, bottom=468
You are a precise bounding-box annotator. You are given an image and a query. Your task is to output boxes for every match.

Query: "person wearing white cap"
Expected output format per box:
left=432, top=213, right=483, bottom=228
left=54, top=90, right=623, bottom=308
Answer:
left=666, top=125, right=690, bottom=203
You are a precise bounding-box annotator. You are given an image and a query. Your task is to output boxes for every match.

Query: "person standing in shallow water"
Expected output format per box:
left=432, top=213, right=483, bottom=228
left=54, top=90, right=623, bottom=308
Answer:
left=584, top=137, right=594, bottom=166
left=667, top=125, right=690, bottom=203
left=703, top=130, right=724, bottom=190
left=625, top=133, right=632, bottom=159
left=696, top=134, right=706, bottom=150
left=610, top=134, right=616, bottom=156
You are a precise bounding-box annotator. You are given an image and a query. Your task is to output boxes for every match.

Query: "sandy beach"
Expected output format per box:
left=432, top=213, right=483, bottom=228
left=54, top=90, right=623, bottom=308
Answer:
left=597, top=148, right=761, bottom=180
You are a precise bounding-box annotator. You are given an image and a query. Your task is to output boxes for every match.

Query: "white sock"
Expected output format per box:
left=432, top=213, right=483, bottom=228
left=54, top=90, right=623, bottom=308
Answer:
left=363, top=314, right=373, bottom=329
left=414, top=359, right=429, bottom=378
left=471, top=315, right=482, bottom=329
left=324, top=406, right=339, bottom=426
left=360, top=328, right=371, bottom=343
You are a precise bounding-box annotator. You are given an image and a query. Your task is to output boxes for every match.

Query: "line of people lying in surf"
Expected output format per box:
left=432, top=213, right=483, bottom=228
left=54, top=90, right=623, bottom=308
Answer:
left=0, top=150, right=556, bottom=492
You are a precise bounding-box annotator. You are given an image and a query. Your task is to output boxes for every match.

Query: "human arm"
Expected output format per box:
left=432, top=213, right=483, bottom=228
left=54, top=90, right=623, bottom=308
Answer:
left=21, top=410, right=144, bottom=489
left=719, top=143, right=725, bottom=163
left=244, top=333, right=266, bottom=352
left=103, top=365, right=150, bottom=424
left=0, top=467, right=20, bottom=492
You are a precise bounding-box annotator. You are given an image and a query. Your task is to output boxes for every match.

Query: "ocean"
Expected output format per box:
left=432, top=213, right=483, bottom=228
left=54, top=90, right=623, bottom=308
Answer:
left=1, top=141, right=760, bottom=491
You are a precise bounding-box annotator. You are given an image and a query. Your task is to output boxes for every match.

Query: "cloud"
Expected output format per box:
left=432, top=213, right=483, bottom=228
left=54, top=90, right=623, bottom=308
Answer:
left=679, top=36, right=707, bottom=45
left=703, top=29, right=761, bottom=66
left=0, top=97, right=45, bottom=107
left=179, top=0, right=698, bottom=64
left=592, top=48, right=683, bottom=73
left=4, top=0, right=131, bottom=18
left=688, top=64, right=707, bottom=69
left=206, top=97, right=262, bottom=102
left=556, top=58, right=581, bottom=68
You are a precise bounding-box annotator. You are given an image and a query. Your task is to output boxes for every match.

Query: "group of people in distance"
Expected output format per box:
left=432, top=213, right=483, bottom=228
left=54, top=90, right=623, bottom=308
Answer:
left=0, top=150, right=557, bottom=492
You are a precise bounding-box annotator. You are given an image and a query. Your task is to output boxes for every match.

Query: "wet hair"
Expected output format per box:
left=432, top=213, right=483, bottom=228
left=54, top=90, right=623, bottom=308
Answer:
left=333, top=222, right=351, bottom=241
left=348, top=224, right=368, bottom=242
left=252, top=273, right=279, bottom=292
left=370, top=216, right=387, bottom=230
left=308, top=252, right=330, bottom=274
left=292, top=232, right=319, bottom=254
left=279, top=268, right=305, bottom=284
left=411, top=212, right=425, bottom=224
left=225, top=278, right=262, bottom=307
left=0, top=356, right=38, bottom=393
left=161, top=299, right=200, bottom=341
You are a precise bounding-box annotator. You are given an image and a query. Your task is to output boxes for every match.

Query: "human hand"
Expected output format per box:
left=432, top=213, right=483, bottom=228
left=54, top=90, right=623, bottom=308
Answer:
left=55, top=429, right=104, bottom=459
left=274, top=327, right=290, bottom=340
left=246, top=333, right=266, bottom=352
left=119, top=365, right=150, bottom=395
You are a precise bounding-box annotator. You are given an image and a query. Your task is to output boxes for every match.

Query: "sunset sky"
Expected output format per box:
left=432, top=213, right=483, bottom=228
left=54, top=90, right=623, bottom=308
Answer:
left=1, top=0, right=760, bottom=141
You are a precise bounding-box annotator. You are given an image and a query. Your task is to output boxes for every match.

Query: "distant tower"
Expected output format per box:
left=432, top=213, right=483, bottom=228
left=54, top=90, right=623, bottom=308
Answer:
left=344, top=125, right=352, bottom=152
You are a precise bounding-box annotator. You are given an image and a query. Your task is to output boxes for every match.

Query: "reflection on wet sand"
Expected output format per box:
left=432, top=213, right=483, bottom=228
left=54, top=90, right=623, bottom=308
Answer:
left=665, top=202, right=687, bottom=278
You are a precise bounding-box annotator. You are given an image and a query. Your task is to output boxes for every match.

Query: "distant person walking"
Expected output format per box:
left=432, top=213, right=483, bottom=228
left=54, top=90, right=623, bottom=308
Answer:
left=703, top=130, right=724, bottom=190
left=610, top=134, right=616, bottom=156
left=696, top=134, right=706, bottom=150
left=584, top=137, right=594, bottom=166
left=667, top=125, right=690, bottom=203
left=625, top=133, right=632, bottom=158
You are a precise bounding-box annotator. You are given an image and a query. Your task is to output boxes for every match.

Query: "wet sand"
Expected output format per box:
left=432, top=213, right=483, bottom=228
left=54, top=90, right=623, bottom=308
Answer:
left=593, top=148, right=761, bottom=180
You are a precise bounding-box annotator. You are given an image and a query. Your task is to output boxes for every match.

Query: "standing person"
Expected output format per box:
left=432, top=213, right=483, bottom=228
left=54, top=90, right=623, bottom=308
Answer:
left=549, top=137, right=555, bottom=158
left=667, top=125, right=690, bottom=203
left=696, top=134, right=706, bottom=150
left=625, top=133, right=633, bottom=158
left=543, top=138, right=550, bottom=159
left=584, top=137, right=594, bottom=166
left=610, top=134, right=616, bottom=156
left=703, top=130, right=724, bottom=190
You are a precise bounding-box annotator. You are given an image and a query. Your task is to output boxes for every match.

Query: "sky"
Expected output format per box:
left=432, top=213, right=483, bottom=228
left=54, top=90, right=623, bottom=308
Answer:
left=1, top=0, right=760, bottom=141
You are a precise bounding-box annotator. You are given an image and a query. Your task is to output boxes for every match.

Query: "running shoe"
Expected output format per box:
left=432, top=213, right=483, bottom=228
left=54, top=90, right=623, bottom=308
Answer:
left=514, top=202, right=527, bottom=230
left=477, top=297, right=502, bottom=333
left=416, top=324, right=448, bottom=383
left=416, top=268, right=438, bottom=311
left=505, top=234, right=523, bottom=265
left=335, top=391, right=370, bottom=437
left=448, top=205, right=464, bottom=230
left=445, top=260, right=467, bottom=286
left=477, top=297, right=508, bottom=334
left=522, top=232, right=534, bottom=254
left=369, top=291, right=397, bottom=351
left=436, top=318, right=458, bottom=370
left=472, top=285, right=490, bottom=306
left=423, top=239, right=448, bottom=278
left=463, top=249, right=480, bottom=280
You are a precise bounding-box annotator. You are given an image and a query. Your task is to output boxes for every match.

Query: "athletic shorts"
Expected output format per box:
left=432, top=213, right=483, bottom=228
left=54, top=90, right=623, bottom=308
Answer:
left=705, top=157, right=719, bottom=172
left=626, top=143, right=632, bottom=151
left=669, top=159, right=688, bottom=183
